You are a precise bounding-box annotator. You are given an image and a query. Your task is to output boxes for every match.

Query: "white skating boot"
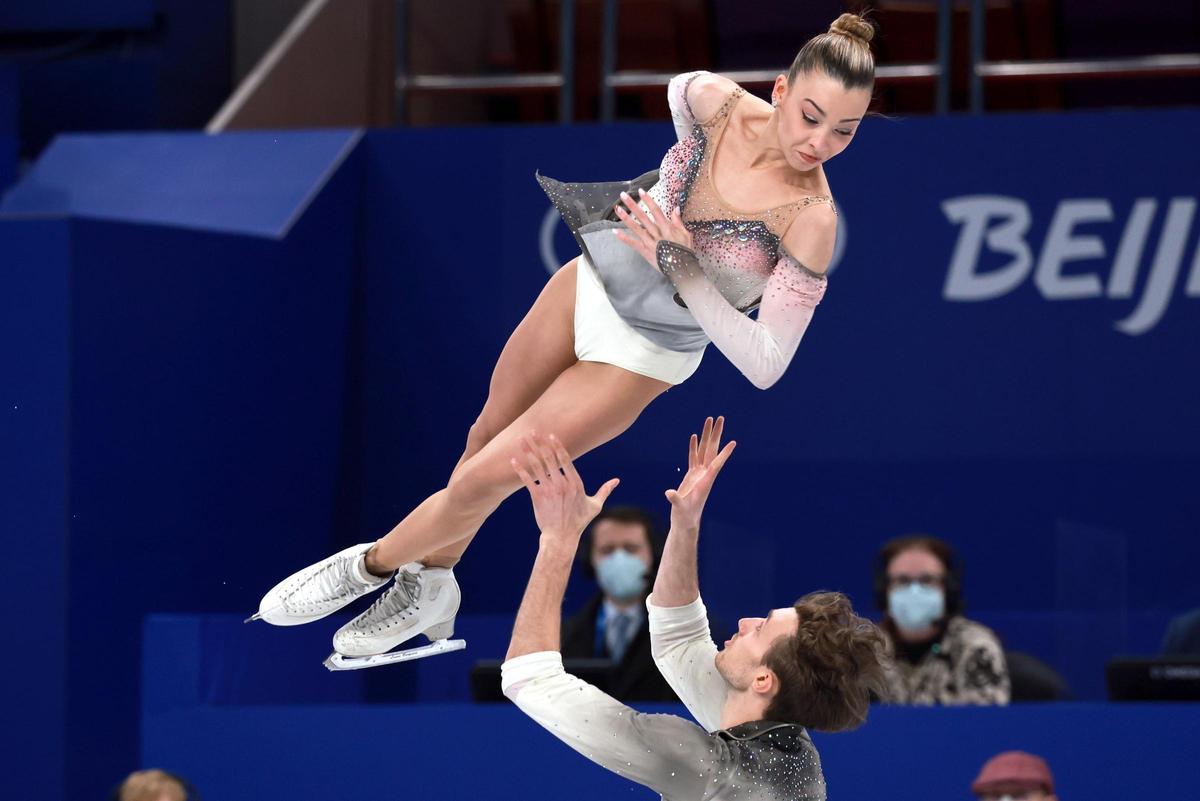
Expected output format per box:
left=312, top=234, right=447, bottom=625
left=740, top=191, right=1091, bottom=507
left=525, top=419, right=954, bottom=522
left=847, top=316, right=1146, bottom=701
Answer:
left=323, top=562, right=465, bottom=671
left=249, top=543, right=392, bottom=626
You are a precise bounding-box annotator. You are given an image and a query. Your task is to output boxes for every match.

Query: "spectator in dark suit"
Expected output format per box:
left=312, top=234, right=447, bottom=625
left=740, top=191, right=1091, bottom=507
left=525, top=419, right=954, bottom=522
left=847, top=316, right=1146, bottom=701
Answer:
left=560, top=506, right=679, bottom=701
left=1161, top=608, right=1200, bottom=656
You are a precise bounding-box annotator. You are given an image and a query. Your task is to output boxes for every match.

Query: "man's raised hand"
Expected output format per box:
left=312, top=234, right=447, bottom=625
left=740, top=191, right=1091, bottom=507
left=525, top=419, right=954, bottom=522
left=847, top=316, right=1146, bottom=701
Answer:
left=664, top=416, right=736, bottom=533
left=511, top=432, right=620, bottom=543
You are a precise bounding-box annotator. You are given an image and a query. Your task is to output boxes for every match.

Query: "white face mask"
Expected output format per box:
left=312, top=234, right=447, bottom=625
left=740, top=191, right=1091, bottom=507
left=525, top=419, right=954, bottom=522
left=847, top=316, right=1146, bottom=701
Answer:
left=595, top=550, right=647, bottom=602
left=887, top=583, right=945, bottom=632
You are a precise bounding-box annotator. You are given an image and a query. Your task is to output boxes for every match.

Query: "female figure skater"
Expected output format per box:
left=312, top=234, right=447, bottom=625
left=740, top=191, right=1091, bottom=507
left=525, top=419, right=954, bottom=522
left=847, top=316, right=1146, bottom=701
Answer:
left=252, top=13, right=877, bottom=667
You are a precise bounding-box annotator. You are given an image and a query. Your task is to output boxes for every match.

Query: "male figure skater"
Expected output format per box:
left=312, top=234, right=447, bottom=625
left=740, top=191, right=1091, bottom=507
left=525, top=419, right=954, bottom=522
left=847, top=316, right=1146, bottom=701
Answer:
left=502, top=419, right=891, bottom=800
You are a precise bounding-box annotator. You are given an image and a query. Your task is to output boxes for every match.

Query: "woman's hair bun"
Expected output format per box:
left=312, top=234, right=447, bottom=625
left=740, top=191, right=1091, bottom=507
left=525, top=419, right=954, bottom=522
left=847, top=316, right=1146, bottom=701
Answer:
left=829, top=13, right=875, bottom=46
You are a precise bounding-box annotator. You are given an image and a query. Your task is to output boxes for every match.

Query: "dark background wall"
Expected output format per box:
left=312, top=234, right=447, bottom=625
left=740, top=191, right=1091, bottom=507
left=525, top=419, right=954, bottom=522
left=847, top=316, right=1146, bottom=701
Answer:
left=0, top=0, right=232, bottom=189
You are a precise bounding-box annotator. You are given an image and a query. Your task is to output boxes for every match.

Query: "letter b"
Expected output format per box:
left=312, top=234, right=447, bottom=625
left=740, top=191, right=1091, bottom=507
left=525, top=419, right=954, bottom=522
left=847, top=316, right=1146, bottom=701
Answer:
left=942, top=196, right=1033, bottom=301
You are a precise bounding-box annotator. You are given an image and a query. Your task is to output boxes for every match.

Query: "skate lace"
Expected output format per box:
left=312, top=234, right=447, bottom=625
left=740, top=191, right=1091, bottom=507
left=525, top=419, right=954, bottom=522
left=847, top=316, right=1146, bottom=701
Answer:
left=350, top=568, right=422, bottom=630
left=284, top=553, right=360, bottom=610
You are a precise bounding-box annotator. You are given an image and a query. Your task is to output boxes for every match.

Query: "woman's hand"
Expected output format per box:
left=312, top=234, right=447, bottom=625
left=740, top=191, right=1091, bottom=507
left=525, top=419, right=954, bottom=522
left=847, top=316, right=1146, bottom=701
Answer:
left=612, top=188, right=694, bottom=270
left=665, top=416, right=736, bottom=533
left=511, top=432, right=620, bottom=545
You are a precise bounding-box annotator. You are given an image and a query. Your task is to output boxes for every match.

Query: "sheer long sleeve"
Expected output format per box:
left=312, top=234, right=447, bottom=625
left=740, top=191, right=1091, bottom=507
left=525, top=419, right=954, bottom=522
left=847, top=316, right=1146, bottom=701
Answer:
left=647, top=594, right=729, bottom=732
left=501, top=651, right=735, bottom=800
left=656, top=241, right=827, bottom=390
left=667, top=71, right=709, bottom=142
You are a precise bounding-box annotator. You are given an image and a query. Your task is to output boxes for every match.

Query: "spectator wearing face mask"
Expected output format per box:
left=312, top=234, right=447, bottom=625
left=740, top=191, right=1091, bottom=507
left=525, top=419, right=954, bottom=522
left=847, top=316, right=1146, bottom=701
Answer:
left=560, top=506, right=680, bottom=701
left=971, top=750, right=1058, bottom=801
left=874, top=535, right=1009, bottom=705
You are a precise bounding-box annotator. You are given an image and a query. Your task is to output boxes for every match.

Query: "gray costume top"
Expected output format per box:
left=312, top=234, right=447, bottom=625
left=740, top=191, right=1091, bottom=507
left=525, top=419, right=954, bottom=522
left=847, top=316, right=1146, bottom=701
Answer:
left=502, top=596, right=827, bottom=800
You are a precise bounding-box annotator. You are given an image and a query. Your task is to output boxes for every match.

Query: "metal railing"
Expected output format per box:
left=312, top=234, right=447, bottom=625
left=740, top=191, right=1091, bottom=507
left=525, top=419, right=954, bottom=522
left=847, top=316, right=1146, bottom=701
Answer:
left=393, top=0, right=575, bottom=124
left=968, top=0, right=1200, bottom=113
left=393, top=0, right=1200, bottom=122
left=394, top=0, right=956, bottom=122
left=598, top=0, right=955, bottom=118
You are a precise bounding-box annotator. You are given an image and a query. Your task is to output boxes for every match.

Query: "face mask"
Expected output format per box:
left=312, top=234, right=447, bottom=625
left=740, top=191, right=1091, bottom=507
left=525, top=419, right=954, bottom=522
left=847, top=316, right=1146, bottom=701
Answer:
left=596, top=550, right=648, bottom=602
left=888, top=583, right=945, bottom=632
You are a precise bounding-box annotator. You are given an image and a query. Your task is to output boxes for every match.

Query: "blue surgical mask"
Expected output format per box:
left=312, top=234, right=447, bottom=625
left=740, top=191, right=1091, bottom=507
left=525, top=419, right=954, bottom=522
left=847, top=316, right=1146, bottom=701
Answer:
left=888, top=583, right=945, bottom=632
left=596, top=550, right=648, bottom=602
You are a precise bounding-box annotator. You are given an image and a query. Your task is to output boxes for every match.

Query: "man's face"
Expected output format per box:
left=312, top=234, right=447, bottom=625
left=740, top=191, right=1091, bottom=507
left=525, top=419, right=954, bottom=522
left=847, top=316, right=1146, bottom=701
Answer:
left=714, top=607, right=799, bottom=690
left=590, top=519, right=653, bottom=573
left=977, top=785, right=1055, bottom=801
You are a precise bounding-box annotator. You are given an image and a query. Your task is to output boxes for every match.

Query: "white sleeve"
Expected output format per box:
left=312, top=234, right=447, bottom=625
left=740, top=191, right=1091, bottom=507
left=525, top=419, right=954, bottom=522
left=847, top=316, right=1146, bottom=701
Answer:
left=656, top=241, right=827, bottom=390
left=667, top=71, right=709, bottom=142
left=501, top=651, right=733, bottom=798
left=646, top=594, right=729, bottom=732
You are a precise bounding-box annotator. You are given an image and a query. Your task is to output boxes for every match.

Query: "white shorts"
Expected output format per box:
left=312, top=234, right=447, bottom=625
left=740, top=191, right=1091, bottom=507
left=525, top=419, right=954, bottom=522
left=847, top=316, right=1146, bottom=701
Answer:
left=573, top=256, right=704, bottom=386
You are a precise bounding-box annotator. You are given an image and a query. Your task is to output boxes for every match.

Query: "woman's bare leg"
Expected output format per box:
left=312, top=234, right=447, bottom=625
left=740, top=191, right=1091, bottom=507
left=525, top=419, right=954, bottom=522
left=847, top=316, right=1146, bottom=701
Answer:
left=413, top=260, right=581, bottom=568
left=365, top=360, right=669, bottom=573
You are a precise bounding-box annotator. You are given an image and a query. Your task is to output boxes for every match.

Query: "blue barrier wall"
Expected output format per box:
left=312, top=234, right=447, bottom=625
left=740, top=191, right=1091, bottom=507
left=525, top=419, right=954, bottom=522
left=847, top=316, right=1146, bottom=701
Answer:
left=0, top=217, right=71, bottom=801
left=144, top=615, right=1200, bottom=801
left=3, top=109, right=1200, bottom=797
left=1, top=130, right=365, bottom=799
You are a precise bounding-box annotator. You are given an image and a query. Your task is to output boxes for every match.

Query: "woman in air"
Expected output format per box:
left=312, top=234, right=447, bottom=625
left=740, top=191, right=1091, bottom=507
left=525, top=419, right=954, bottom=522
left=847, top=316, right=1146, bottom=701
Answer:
left=252, top=13, right=877, bottom=669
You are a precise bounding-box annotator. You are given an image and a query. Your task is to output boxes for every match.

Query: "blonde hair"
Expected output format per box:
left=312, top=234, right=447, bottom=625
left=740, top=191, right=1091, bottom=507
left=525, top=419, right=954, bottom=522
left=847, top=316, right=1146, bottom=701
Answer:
left=118, top=769, right=187, bottom=801
left=787, top=13, right=876, bottom=90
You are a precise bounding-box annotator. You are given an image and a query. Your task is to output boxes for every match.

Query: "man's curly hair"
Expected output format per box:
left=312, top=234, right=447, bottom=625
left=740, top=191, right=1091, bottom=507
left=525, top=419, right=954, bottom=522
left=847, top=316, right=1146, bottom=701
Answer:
left=762, top=591, right=893, bottom=732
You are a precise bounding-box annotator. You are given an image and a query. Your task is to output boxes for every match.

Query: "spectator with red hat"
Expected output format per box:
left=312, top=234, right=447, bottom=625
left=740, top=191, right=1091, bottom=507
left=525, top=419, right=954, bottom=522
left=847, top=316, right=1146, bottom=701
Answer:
left=971, top=750, right=1057, bottom=801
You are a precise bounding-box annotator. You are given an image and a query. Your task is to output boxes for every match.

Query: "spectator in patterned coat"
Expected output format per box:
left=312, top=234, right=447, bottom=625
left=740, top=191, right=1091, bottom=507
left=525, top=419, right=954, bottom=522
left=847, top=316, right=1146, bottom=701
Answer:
left=873, top=535, right=1009, bottom=705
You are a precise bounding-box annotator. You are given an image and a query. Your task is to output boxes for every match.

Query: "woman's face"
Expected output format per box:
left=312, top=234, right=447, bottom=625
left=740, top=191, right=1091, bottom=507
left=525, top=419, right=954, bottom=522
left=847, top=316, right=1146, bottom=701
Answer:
left=773, top=70, right=872, bottom=172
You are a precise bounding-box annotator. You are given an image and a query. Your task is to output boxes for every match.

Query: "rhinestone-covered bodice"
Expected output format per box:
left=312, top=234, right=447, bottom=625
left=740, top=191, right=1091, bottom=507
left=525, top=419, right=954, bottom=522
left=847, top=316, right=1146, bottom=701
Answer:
left=647, top=86, right=833, bottom=311
left=536, top=83, right=832, bottom=356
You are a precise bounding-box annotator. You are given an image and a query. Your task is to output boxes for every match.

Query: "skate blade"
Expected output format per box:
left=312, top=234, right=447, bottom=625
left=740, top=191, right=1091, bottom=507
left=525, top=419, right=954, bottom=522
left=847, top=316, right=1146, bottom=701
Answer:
left=323, top=639, right=467, bottom=671
left=244, top=602, right=282, bottom=624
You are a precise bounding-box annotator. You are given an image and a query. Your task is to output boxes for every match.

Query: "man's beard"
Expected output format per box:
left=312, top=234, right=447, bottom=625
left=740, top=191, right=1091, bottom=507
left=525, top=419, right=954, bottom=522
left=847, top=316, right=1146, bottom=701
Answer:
left=714, top=652, right=750, bottom=691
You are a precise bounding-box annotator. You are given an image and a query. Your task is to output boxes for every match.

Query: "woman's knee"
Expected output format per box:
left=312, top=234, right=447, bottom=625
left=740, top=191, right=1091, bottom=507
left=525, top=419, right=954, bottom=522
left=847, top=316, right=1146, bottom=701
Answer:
left=445, top=454, right=516, bottom=516
left=465, top=417, right=495, bottom=455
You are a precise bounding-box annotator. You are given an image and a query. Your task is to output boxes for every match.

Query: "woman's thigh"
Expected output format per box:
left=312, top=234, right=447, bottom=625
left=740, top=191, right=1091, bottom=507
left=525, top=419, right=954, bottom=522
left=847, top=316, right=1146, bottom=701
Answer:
left=469, top=259, right=581, bottom=443
left=448, top=360, right=670, bottom=507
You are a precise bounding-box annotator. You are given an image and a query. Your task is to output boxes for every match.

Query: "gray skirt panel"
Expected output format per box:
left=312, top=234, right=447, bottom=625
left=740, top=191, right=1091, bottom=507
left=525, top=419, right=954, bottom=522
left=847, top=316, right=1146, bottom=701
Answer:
left=538, top=171, right=709, bottom=353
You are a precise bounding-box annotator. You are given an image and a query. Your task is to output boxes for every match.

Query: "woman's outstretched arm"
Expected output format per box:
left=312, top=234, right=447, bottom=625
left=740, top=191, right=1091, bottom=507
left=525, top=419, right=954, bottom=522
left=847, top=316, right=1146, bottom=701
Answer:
left=616, top=190, right=836, bottom=389
left=658, top=236, right=829, bottom=389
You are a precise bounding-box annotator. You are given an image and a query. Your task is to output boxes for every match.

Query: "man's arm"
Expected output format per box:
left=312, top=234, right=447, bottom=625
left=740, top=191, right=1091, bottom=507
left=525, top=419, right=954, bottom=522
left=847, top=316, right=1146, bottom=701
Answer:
left=502, top=433, right=732, bottom=799
left=505, top=434, right=617, bottom=660
left=504, top=540, right=575, bottom=659
left=647, top=417, right=736, bottom=731
left=651, top=416, right=735, bottom=605
left=650, top=510, right=701, bottom=607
